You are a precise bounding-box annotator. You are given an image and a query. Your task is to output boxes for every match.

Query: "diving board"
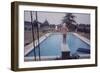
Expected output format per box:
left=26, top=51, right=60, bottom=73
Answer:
left=61, top=43, right=70, bottom=59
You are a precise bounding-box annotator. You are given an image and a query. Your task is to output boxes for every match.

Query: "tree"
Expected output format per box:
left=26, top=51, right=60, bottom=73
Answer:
left=33, top=20, right=38, bottom=27
left=62, top=13, right=76, bottom=31
left=43, top=19, right=49, bottom=27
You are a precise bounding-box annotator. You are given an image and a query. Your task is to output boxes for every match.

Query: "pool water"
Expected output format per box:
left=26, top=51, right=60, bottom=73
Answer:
left=67, top=33, right=90, bottom=54
left=25, top=33, right=90, bottom=57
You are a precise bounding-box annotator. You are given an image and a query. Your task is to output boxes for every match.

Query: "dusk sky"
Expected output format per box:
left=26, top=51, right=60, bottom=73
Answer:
left=24, top=11, right=90, bottom=25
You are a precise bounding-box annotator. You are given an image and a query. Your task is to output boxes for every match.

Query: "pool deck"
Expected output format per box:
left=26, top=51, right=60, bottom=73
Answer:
left=61, top=43, right=70, bottom=52
left=24, top=55, right=60, bottom=61
left=78, top=54, right=90, bottom=59
left=24, top=33, right=52, bottom=56
left=73, top=33, right=90, bottom=45
left=61, top=42, right=71, bottom=59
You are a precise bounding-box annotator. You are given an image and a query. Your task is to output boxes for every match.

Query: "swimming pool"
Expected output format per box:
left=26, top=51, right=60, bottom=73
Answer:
left=67, top=33, right=90, bottom=54
left=25, top=33, right=90, bottom=57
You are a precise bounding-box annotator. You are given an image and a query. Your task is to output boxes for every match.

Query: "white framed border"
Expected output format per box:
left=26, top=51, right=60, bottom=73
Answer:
left=18, top=4, right=96, bottom=68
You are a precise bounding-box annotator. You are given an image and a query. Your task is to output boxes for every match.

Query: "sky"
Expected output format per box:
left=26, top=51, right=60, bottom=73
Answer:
left=24, top=11, right=90, bottom=25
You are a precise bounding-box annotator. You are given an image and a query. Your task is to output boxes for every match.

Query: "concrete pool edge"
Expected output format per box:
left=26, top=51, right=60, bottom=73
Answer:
left=24, top=33, right=52, bottom=56
left=72, top=33, right=90, bottom=59
left=73, top=33, right=90, bottom=45
left=24, top=55, right=61, bottom=61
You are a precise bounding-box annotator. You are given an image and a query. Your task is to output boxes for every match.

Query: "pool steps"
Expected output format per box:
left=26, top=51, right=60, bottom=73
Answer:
left=24, top=33, right=51, bottom=56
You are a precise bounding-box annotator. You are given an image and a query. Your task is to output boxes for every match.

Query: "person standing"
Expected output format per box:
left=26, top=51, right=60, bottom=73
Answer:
left=61, top=23, right=68, bottom=44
